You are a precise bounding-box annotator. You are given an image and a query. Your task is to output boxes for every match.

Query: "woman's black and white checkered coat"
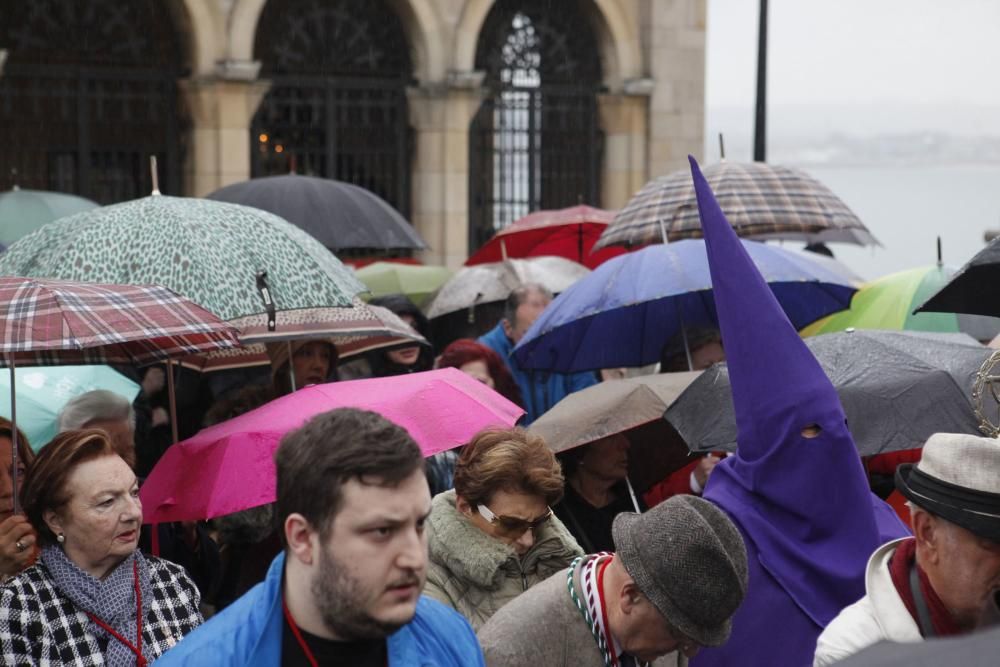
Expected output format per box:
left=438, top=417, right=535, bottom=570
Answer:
left=0, top=555, right=202, bottom=665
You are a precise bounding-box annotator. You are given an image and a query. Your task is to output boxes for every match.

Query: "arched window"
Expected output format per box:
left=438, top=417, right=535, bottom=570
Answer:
left=252, top=0, right=414, bottom=218
left=0, top=1, right=187, bottom=203
left=469, top=0, right=604, bottom=252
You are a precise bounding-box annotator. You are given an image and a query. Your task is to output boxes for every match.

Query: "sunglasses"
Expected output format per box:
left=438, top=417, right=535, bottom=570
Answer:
left=476, top=503, right=553, bottom=538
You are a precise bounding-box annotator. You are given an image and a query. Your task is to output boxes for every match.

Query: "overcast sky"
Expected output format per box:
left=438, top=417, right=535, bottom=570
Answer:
left=705, top=0, right=1000, bottom=135
left=702, top=0, right=1000, bottom=280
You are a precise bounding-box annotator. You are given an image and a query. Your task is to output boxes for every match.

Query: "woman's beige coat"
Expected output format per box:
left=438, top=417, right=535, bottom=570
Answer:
left=423, top=489, right=583, bottom=630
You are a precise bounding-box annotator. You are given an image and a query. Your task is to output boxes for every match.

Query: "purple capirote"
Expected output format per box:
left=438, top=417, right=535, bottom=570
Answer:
left=684, top=156, right=909, bottom=667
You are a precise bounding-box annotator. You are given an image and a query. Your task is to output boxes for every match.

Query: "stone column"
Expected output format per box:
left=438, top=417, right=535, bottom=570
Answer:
left=598, top=81, right=652, bottom=209
left=179, top=60, right=270, bottom=197
left=407, top=70, right=486, bottom=268
left=647, top=0, right=707, bottom=178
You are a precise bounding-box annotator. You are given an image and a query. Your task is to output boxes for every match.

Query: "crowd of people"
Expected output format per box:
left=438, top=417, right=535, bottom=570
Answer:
left=0, top=162, right=998, bottom=666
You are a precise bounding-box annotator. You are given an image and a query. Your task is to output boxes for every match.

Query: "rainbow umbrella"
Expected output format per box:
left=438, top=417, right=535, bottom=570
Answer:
left=801, top=264, right=1000, bottom=341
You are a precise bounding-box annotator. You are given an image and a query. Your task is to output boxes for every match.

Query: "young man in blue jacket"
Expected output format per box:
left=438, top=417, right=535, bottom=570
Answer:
left=156, top=408, right=484, bottom=666
left=479, top=284, right=597, bottom=424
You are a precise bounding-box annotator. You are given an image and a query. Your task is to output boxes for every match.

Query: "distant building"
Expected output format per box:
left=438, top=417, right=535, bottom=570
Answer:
left=0, top=0, right=706, bottom=266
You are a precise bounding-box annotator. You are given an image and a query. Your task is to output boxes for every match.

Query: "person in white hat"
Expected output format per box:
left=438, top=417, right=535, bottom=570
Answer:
left=814, top=433, right=1000, bottom=666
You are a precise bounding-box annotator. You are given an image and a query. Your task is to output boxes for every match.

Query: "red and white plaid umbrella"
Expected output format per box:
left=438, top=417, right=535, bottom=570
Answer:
left=0, top=277, right=240, bottom=365
left=0, top=277, right=240, bottom=512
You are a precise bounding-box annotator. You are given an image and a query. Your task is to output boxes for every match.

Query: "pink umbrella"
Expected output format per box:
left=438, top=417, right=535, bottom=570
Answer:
left=140, top=367, right=524, bottom=523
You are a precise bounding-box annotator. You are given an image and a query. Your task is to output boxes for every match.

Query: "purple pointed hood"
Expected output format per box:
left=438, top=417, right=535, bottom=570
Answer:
left=690, top=156, right=907, bottom=627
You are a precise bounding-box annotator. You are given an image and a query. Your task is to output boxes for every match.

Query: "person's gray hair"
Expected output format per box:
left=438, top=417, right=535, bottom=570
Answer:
left=503, top=283, right=553, bottom=323
left=57, top=389, right=136, bottom=433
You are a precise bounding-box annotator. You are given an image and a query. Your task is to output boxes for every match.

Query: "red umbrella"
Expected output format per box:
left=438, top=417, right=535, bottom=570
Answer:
left=0, top=277, right=240, bottom=511
left=465, top=205, right=628, bottom=269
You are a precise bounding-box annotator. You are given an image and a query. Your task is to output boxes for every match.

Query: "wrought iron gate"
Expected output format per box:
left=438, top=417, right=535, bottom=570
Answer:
left=468, top=2, right=604, bottom=253
left=252, top=0, right=413, bottom=219
left=0, top=1, right=185, bottom=203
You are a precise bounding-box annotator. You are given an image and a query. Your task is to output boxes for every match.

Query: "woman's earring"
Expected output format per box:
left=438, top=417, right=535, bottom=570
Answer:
left=56, top=533, right=65, bottom=544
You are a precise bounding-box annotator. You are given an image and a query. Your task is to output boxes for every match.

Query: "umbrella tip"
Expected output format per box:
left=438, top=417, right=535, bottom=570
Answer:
left=149, top=155, right=161, bottom=196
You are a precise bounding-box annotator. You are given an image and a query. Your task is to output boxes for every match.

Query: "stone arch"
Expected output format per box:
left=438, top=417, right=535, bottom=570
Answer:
left=178, top=0, right=221, bottom=76
left=454, top=0, right=641, bottom=87
left=227, top=0, right=268, bottom=64
left=386, top=0, right=446, bottom=83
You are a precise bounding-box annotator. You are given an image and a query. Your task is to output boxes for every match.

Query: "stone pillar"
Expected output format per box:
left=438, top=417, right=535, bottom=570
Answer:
left=598, top=84, right=652, bottom=209
left=179, top=60, right=270, bottom=197
left=647, top=0, right=707, bottom=178
left=407, top=70, right=486, bottom=268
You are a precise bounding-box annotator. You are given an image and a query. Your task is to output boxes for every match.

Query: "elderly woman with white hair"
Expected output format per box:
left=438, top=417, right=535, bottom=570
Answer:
left=58, top=389, right=138, bottom=468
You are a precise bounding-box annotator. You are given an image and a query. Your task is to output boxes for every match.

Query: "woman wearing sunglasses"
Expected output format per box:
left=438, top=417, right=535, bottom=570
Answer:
left=424, top=428, right=583, bottom=630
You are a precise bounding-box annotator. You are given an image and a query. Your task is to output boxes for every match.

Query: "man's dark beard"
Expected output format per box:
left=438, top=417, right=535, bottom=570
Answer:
left=311, top=545, right=419, bottom=640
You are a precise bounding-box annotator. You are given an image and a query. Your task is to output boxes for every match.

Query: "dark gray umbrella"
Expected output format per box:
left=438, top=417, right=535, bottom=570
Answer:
left=834, top=626, right=1000, bottom=666
left=916, top=235, right=1000, bottom=318
left=665, top=330, right=991, bottom=456
left=206, top=175, right=427, bottom=252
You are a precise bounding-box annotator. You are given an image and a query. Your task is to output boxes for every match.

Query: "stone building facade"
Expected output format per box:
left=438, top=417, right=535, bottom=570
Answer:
left=0, top=0, right=706, bottom=266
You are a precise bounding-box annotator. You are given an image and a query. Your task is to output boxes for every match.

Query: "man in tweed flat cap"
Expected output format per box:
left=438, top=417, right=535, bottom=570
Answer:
left=477, top=495, right=748, bottom=666
left=815, top=433, right=1000, bottom=665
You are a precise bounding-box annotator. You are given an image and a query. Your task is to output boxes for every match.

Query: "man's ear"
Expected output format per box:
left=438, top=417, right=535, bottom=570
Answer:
left=620, top=580, right=642, bottom=615
left=501, top=318, right=514, bottom=341
left=912, top=509, right=939, bottom=565
left=285, top=512, right=318, bottom=566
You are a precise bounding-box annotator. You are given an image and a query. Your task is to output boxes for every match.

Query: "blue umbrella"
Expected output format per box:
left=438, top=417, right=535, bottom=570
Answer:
left=0, top=366, right=139, bottom=451
left=512, top=240, right=857, bottom=372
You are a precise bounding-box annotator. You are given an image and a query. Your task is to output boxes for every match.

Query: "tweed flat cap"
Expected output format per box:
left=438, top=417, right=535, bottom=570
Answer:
left=612, top=494, right=748, bottom=647
left=896, top=432, right=1000, bottom=542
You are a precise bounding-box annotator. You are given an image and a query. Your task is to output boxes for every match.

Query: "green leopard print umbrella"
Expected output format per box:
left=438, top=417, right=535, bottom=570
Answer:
left=0, top=195, right=367, bottom=321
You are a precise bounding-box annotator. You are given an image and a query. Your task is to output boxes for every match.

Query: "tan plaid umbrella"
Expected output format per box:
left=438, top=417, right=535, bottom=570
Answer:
left=177, top=299, right=427, bottom=372
left=596, top=161, right=879, bottom=249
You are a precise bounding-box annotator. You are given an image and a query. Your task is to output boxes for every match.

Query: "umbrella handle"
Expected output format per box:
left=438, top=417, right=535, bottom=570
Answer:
left=625, top=476, right=642, bottom=513
left=676, top=308, right=694, bottom=372
left=8, top=358, right=18, bottom=515
left=166, top=360, right=179, bottom=445
left=255, top=271, right=276, bottom=332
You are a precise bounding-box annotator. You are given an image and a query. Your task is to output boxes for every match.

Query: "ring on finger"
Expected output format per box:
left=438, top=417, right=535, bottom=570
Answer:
left=14, top=540, right=25, bottom=552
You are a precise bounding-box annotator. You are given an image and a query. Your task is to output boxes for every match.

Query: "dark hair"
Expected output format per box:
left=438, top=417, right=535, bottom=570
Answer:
left=503, top=284, right=553, bottom=325
left=203, top=384, right=274, bottom=427
left=368, top=294, right=434, bottom=376
left=436, top=339, right=525, bottom=408
left=22, top=429, right=117, bottom=546
left=0, top=416, right=34, bottom=470
left=272, top=341, right=340, bottom=397
left=274, top=408, right=425, bottom=543
left=453, top=428, right=564, bottom=507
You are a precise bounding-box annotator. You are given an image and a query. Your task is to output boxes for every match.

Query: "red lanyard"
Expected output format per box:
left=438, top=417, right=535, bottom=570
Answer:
left=595, top=557, right=620, bottom=667
left=282, top=597, right=389, bottom=667
left=85, top=561, right=146, bottom=667
left=282, top=597, right=319, bottom=667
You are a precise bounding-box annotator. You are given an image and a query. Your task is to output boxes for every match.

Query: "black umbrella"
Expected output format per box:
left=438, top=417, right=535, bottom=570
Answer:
left=206, top=174, right=427, bottom=252
left=665, top=330, right=991, bottom=457
left=916, top=236, right=1000, bottom=318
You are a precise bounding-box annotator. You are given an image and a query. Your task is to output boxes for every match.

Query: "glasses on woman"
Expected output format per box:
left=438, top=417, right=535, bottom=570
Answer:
left=477, top=503, right=553, bottom=539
